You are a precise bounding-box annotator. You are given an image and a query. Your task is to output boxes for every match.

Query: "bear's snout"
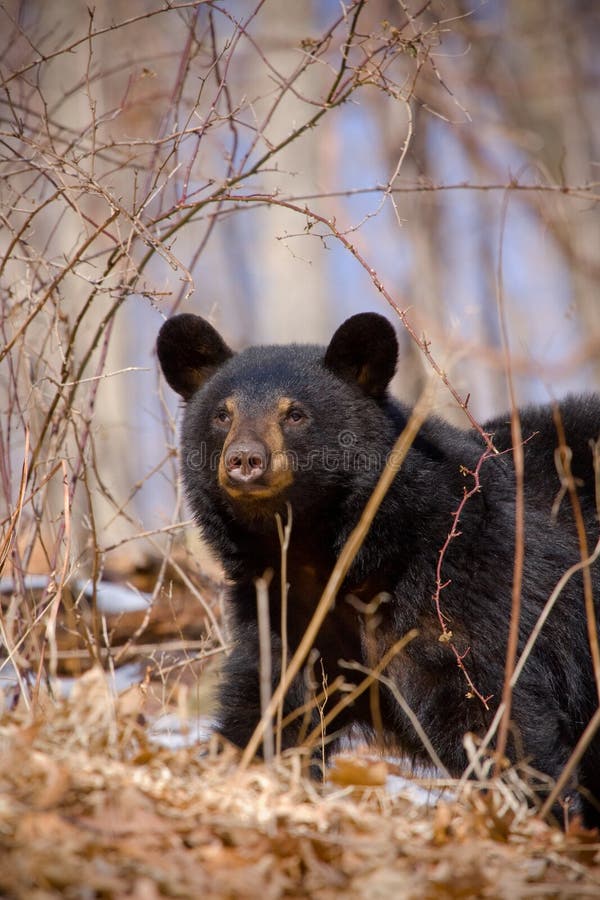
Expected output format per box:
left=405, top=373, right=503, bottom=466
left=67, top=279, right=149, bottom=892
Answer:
left=224, top=439, right=269, bottom=484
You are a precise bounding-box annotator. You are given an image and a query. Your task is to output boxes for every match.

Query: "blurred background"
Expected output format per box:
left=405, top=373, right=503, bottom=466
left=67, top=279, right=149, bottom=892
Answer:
left=1, top=0, right=599, bottom=575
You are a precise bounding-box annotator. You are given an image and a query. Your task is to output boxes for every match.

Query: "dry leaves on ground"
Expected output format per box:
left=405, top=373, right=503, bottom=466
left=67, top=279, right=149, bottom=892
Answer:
left=0, top=667, right=599, bottom=899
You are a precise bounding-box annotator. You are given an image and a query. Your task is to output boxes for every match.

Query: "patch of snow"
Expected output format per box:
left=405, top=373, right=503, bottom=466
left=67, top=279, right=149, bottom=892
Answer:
left=149, top=713, right=216, bottom=749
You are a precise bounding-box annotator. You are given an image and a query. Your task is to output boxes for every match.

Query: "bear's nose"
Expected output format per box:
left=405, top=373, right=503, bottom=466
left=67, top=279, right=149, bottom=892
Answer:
left=224, top=440, right=268, bottom=483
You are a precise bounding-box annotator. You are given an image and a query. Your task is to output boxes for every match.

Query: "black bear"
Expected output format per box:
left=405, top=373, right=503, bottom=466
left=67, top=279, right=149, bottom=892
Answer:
left=157, top=311, right=600, bottom=827
left=486, top=396, right=600, bottom=527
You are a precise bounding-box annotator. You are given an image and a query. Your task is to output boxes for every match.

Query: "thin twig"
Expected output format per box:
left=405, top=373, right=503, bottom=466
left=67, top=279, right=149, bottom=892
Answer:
left=494, top=188, right=525, bottom=770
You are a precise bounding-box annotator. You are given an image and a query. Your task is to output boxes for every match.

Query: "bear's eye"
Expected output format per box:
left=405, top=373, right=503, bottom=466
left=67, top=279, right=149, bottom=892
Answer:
left=285, top=407, right=307, bottom=425
left=214, top=408, right=231, bottom=426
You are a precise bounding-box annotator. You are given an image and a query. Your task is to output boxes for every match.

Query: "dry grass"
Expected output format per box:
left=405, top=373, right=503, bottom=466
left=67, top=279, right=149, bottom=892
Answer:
left=0, top=665, right=599, bottom=899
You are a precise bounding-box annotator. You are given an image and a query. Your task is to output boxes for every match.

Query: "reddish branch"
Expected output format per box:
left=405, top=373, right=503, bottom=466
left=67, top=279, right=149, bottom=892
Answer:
left=432, top=448, right=494, bottom=709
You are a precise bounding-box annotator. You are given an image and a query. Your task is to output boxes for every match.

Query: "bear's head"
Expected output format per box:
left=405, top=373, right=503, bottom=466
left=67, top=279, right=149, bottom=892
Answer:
left=157, top=312, right=399, bottom=525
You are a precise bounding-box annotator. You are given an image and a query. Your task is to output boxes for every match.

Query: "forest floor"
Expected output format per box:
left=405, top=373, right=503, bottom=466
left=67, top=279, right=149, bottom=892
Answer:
left=1, top=562, right=600, bottom=899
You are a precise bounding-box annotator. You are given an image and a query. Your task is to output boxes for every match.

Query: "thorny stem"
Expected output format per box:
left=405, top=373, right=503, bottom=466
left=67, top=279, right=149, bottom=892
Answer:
left=432, top=448, right=494, bottom=709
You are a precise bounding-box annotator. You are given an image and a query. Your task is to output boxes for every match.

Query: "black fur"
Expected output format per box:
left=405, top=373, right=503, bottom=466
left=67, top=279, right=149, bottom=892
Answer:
left=157, top=312, right=600, bottom=827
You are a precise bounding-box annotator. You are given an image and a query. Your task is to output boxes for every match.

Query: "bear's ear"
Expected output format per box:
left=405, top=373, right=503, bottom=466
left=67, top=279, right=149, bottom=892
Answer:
left=324, top=313, right=398, bottom=398
left=157, top=314, right=233, bottom=400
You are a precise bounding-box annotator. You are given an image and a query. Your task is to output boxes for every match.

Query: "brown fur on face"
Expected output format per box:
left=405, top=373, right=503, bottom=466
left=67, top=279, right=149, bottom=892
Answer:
left=217, top=397, right=295, bottom=501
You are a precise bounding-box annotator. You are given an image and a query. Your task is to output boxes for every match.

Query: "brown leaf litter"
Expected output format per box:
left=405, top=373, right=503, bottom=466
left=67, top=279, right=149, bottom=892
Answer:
left=0, top=666, right=599, bottom=899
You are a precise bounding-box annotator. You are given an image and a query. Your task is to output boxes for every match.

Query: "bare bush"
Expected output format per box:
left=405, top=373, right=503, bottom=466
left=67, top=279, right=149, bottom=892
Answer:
left=0, top=0, right=598, bottom=793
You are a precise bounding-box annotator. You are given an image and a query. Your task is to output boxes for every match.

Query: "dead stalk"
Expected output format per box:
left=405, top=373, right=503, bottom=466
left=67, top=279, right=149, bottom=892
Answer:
left=552, top=408, right=600, bottom=703
left=44, top=461, right=72, bottom=681
left=458, top=539, right=600, bottom=791
left=255, top=570, right=274, bottom=765
left=540, top=706, right=600, bottom=823
left=239, top=385, right=433, bottom=770
left=494, top=189, right=525, bottom=771
left=275, top=504, right=292, bottom=759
